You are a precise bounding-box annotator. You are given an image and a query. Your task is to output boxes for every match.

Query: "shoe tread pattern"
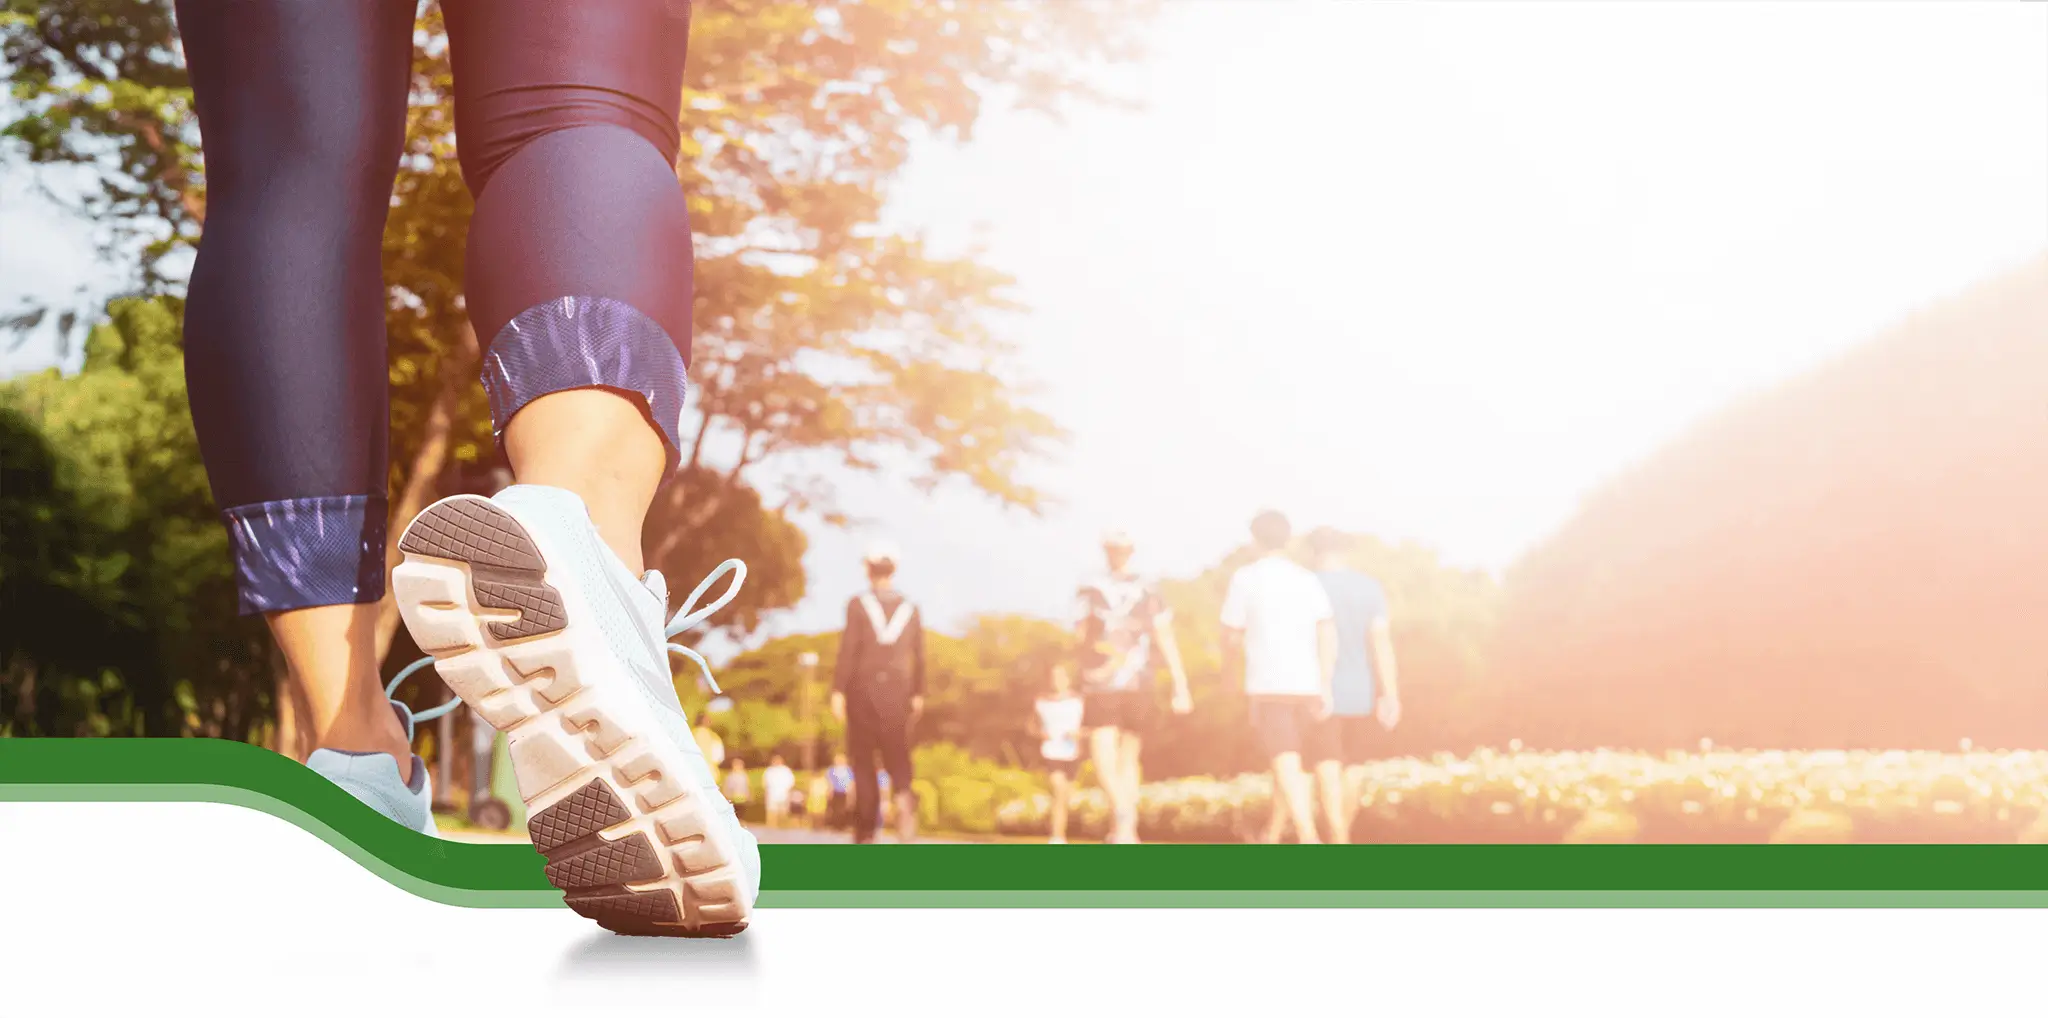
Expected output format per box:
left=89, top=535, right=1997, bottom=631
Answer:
left=397, top=496, right=752, bottom=939
left=396, top=498, right=564, bottom=640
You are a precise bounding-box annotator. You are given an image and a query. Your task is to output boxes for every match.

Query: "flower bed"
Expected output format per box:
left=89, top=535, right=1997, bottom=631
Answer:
left=987, top=748, right=2048, bottom=843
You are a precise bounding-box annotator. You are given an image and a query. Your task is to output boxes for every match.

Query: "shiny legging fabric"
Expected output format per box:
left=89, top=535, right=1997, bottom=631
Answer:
left=175, top=0, right=694, bottom=614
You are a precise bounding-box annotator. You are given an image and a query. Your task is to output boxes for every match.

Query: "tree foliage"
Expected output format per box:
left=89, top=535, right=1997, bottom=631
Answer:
left=681, top=612, right=1072, bottom=771
left=1, top=0, right=1149, bottom=736
left=1, top=297, right=269, bottom=738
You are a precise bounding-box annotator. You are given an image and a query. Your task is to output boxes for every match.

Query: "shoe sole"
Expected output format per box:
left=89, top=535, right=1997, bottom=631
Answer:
left=392, top=494, right=750, bottom=938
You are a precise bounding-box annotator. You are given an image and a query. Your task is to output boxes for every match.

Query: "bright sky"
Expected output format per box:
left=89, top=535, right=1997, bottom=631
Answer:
left=5, top=2, right=2045, bottom=641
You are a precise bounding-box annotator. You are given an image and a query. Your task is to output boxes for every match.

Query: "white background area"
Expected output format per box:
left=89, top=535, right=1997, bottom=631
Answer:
left=2, top=800, right=2044, bottom=1016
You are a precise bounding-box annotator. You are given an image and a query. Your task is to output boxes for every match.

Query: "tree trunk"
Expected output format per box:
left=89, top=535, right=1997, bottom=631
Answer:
left=451, top=708, right=476, bottom=809
left=373, top=321, right=482, bottom=666
left=10, top=663, right=34, bottom=735
left=433, top=707, right=457, bottom=810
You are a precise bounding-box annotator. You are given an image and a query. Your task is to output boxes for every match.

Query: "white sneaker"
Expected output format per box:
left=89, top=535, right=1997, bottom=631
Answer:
left=306, top=746, right=438, bottom=837
left=392, top=485, right=758, bottom=937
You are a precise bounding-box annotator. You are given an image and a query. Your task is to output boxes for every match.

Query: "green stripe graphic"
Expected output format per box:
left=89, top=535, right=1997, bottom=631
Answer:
left=4, top=738, right=2045, bottom=908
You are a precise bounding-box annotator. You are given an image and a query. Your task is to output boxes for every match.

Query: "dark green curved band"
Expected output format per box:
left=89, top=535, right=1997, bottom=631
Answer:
left=4, top=738, right=2045, bottom=908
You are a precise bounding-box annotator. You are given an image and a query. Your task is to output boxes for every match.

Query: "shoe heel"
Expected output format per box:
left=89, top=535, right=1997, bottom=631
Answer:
left=391, top=494, right=753, bottom=937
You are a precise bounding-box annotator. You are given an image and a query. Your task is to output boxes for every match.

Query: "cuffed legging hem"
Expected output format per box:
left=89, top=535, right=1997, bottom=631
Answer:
left=479, top=296, right=689, bottom=476
left=221, top=495, right=388, bottom=616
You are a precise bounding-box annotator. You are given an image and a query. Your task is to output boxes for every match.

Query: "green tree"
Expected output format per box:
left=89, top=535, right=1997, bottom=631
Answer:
left=680, top=613, right=1070, bottom=769
left=3, top=0, right=1150, bottom=735
left=1, top=297, right=271, bottom=739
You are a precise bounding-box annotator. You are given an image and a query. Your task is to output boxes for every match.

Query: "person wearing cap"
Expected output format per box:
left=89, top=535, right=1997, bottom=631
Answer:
left=1074, top=528, right=1192, bottom=844
left=830, top=540, right=926, bottom=843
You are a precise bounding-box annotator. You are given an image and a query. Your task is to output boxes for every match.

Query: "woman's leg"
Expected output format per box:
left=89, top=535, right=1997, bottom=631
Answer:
left=1049, top=769, right=1071, bottom=843
left=1342, top=765, right=1370, bottom=841
left=1263, top=785, right=1290, bottom=844
left=176, top=0, right=418, bottom=771
left=1088, top=725, right=1124, bottom=839
left=441, top=0, right=695, bottom=570
left=404, top=2, right=761, bottom=931
left=1118, top=732, right=1146, bottom=842
left=1315, top=758, right=1348, bottom=843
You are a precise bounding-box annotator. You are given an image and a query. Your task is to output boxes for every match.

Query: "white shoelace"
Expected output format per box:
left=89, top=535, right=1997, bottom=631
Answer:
left=392, top=558, right=749, bottom=718
left=662, top=558, right=747, bottom=696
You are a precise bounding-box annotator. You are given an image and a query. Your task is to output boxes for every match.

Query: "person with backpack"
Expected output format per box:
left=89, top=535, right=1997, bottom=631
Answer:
left=830, top=541, right=926, bottom=843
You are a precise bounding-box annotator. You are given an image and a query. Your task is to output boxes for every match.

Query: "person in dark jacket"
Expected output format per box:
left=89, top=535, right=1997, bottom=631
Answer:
left=830, top=541, right=926, bottom=843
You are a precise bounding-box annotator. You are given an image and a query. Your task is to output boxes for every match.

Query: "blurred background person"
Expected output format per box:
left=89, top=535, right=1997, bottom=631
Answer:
left=1031, top=663, right=1085, bottom=844
left=1075, top=529, right=1192, bottom=844
left=763, top=754, right=796, bottom=829
left=724, top=757, right=752, bottom=815
left=1309, top=526, right=1401, bottom=843
left=831, top=542, right=926, bottom=843
left=1222, top=510, right=1337, bottom=844
left=826, top=752, right=855, bottom=830
left=694, top=710, right=726, bottom=771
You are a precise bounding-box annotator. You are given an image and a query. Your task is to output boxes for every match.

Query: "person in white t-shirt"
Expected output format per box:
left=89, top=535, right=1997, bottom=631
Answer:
left=1220, top=509, right=1337, bottom=844
left=1030, top=663, right=1086, bottom=844
left=761, top=754, right=797, bottom=828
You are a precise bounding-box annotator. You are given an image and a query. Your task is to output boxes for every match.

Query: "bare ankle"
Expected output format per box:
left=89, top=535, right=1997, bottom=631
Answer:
left=503, top=389, right=665, bottom=574
left=320, top=700, right=415, bottom=782
left=268, top=603, right=412, bottom=779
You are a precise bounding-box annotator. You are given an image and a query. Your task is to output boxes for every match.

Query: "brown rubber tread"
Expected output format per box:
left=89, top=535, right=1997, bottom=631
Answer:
left=471, top=578, right=567, bottom=640
left=397, top=497, right=545, bottom=571
left=400, top=499, right=752, bottom=939
left=530, top=779, right=747, bottom=937
left=570, top=894, right=748, bottom=939
left=543, top=834, right=665, bottom=889
left=528, top=779, right=633, bottom=852
left=397, top=497, right=565, bottom=641
left=566, top=888, right=681, bottom=931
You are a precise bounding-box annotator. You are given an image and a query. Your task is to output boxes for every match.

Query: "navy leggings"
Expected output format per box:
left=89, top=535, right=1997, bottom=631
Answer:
left=175, top=0, right=695, bottom=614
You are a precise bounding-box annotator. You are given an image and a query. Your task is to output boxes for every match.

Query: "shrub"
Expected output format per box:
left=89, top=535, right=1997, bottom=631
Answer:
left=1563, top=809, right=1640, bottom=844
left=987, top=748, right=2048, bottom=843
left=1770, top=809, right=1855, bottom=844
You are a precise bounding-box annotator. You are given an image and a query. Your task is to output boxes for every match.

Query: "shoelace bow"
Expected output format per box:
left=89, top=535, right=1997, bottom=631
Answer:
left=663, top=558, right=746, bottom=696
left=393, top=558, right=749, bottom=723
